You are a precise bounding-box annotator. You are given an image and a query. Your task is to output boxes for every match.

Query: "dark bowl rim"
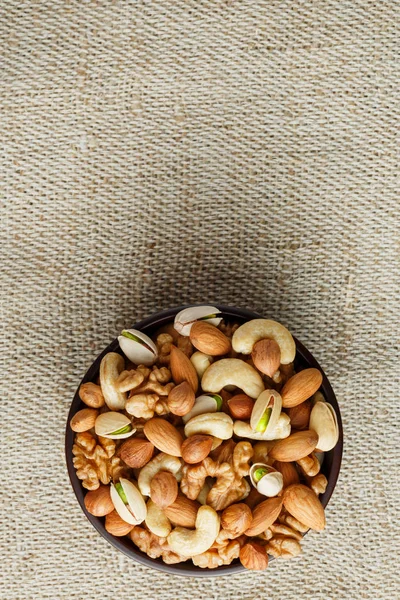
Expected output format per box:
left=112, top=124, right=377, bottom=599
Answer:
left=65, top=304, right=343, bottom=577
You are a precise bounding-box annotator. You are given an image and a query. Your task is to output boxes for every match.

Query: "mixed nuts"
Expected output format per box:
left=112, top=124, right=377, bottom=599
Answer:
left=70, top=306, right=340, bottom=570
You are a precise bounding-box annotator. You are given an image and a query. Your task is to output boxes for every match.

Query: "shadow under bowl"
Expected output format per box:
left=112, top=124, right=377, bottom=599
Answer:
left=65, top=305, right=343, bottom=577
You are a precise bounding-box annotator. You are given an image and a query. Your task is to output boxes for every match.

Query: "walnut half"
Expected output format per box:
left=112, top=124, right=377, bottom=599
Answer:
left=72, top=432, right=126, bottom=490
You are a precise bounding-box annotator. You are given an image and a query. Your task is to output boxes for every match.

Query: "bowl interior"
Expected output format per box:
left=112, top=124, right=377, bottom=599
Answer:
left=65, top=305, right=343, bottom=577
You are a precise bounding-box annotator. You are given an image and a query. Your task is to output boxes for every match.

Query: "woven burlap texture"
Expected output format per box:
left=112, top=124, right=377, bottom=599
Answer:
left=1, top=1, right=399, bottom=599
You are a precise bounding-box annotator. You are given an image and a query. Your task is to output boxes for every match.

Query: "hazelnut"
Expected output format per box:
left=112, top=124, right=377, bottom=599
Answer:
left=181, top=434, right=213, bottom=464
left=164, top=495, right=200, bottom=528
left=227, top=394, right=254, bottom=420
left=221, top=503, right=253, bottom=536
left=84, top=485, right=114, bottom=517
left=119, top=438, right=154, bottom=468
left=150, top=471, right=178, bottom=508
left=239, top=542, right=269, bottom=570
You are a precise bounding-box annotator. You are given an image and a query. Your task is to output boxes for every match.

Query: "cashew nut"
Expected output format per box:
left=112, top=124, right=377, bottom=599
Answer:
left=232, top=319, right=296, bottom=364
left=100, top=352, right=127, bottom=410
left=145, top=500, right=172, bottom=537
left=138, top=453, right=182, bottom=496
left=167, top=505, right=220, bottom=558
left=201, top=359, right=264, bottom=399
left=234, top=413, right=291, bottom=440
left=184, top=413, right=233, bottom=440
left=190, top=351, right=213, bottom=378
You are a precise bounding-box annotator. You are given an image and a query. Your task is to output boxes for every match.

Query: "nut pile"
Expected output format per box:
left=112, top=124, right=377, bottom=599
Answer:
left=70, top=306, right=339, bottom=570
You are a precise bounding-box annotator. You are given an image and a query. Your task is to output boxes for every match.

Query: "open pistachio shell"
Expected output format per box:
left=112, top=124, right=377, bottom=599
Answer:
left=174, top=306, right=222, bottom=336
left=309, top=401, right=339, bottom=451
left=250, top=463, right=284, bottom=498
left=110, top=478, right=147, bottom=525
left=234, top=413, right=291, bottom=440
left=250, top=390, right=282, bottom=434
left=118, top=329, right=158, bottom=366
left=95, top=412, right=136, bottom=439
left=182, top=394, right=222, bottom=424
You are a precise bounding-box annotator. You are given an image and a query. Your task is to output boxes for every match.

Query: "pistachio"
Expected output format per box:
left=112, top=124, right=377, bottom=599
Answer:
left=110, top=478, right=147, bottom=525
left=234, top=413, right=291, bottom=441
left=253, top=467, right=269, bottom=482
left=250, top=390, right=282, bottom=435
left=94, top=411, right=136, bottom=439
left=182, top=394, right=222, bottom=424
left=174, top=306, right=222, bottom=336
left=309, top=401, right=339, bottom=451
left=115, top=482, right=128, bottom=504
left=118, top=329, right=158, bottom=366
left=249, top=463, right=283, bottom=497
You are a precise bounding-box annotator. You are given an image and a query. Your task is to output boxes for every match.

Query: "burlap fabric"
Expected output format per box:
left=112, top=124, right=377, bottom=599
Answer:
left=1, top=1, right=399, bottom=598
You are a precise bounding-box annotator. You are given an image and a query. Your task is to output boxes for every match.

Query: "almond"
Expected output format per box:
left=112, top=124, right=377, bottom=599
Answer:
left=189, top=321, right=231, bottom=356
left=143, top=418, right=183, bottom=457
left=170, top=346, right=199, bottom=392
left=164, top=495, right=200, bottom=527
left=251, top=339, right=281, bottom=377
left=84, top=485, right=114, bottom=517
left=227, top=394, right=254, bottom=419
left=244, top=497, right=283, bottom=536
left=105, top=510, right=134, bottom=536
left=79, top=382, right=105, bottom=408
left=281, top=368, right=323, bottom=408
left=240, top=542, right=269, bottom=570
left=167, top=381, right=195, bottom=416
left=150, top=471, right=178, bottom=508
left=283, top=484, right=325, bottom=531
left=286, top=400, right=312, bottom=430
left=119, top=438, right=154, bottom=468
left=274, top=461, right=300, bottom=487
left=269, top=430, right=318, bottom=462
left=70, top=408, right=99, bottom=432
left=181, top=434, right=213, bottom=464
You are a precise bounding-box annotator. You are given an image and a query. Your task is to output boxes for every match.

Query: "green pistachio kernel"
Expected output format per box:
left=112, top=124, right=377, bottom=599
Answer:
left=211, top=394, right=223, bottom=410
left=110, top=424, right=132, bottom=436
left=115, top=483, right=128, bottom=504
left=256, top=408, right=272, bottom=433
left=121, top=330, right=142, bottom=343
left=253, top=467, right=268, bottom=483
left=199, top=314, right=217, bottom=320
left=121, top=330, right=153, bottom=352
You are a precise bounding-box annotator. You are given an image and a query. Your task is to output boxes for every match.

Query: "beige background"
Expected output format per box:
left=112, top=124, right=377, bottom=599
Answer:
left=1, top=1, right=399, bottom=599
